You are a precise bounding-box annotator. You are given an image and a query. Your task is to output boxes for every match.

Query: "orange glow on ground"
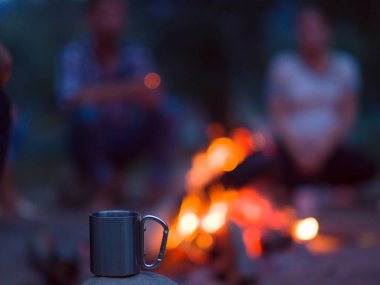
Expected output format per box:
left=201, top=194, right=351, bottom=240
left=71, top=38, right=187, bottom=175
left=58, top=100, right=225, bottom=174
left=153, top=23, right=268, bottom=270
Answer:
left=306, top=234, right=342, bottom=255
left=144, top=72, right=161, bottom=89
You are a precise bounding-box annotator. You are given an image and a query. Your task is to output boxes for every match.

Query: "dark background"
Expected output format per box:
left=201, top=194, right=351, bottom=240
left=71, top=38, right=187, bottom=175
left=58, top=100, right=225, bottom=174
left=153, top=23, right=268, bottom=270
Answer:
left=0, top=0, right=379, bottom=213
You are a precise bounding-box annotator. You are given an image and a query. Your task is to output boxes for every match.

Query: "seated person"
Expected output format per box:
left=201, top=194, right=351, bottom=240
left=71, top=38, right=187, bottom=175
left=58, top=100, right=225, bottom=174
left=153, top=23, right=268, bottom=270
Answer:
left=0, top=42, right=12, bottom=218
left=220, top=6, right=376, bottom=196
left=0, top=43, right=37, bottom=220
left=56, top=0, right=172, bottom=208
left=0, top=42, right=11, bottom=172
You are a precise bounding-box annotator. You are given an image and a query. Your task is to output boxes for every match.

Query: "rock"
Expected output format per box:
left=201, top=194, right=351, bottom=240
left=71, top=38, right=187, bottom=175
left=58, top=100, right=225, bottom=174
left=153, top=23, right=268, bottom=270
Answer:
left=82, top=272, right=179, bottom=285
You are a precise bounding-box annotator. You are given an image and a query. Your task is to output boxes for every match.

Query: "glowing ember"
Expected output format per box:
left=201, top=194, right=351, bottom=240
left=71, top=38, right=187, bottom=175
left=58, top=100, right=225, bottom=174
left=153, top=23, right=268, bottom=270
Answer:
left=293, top=217, right=319, bottom=241
left=232, top=128, right=256, bottom=155
left=243, top=227, right=263, bottom=258
left=230, top=188, right=272, bottom=227
left=196, top=233, right=214, bottom=249
left=201, top=202, right=228, bottom=233
left=178, top=212, right=199, bottom=236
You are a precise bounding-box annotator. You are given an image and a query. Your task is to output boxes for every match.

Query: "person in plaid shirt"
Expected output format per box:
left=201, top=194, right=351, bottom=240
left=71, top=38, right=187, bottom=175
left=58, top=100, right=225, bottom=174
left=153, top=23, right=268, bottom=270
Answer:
left=56, top=0, right=173, bottom=209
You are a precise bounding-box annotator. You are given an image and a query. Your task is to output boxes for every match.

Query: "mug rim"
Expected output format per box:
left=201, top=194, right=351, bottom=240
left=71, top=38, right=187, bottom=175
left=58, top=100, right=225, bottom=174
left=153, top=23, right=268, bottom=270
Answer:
left=91, top=210, right=140, bottom=219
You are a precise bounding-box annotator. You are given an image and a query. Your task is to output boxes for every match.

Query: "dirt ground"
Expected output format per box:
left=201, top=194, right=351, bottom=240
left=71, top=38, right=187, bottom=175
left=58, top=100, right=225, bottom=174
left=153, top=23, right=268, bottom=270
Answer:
left=2, top=194, right=380, bottom=285
left=259, top=210, right=380, bottom=285
left=1, top=156, right=380, bottom=285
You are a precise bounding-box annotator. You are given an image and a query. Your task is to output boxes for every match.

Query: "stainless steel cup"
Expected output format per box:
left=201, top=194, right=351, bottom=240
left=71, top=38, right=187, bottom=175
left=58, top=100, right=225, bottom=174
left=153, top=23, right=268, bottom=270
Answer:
left=90, top=210, right=169, bottom=277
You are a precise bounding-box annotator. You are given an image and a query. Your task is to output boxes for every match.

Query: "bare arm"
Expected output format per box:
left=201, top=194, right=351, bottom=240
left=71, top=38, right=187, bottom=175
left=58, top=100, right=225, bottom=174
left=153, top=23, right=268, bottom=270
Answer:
left=269, top=95, right=328, bottom=174
left=269, top=92, right=358, bottom=174
left=68, top=79, right=161, bottom=109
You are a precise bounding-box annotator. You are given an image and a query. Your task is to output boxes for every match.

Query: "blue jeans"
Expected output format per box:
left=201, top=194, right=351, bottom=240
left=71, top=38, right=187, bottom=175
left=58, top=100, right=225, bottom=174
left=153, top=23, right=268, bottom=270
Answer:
left=68, top=105, right=173, bottom=189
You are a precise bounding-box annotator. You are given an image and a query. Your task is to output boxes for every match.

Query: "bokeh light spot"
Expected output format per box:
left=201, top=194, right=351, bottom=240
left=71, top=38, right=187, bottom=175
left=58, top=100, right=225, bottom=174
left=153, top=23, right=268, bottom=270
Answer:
left=293, top=217, right=319, bottom=241
left=144, top=72, right=161, bottom=89
left=178, top=212, right=199, bottom=236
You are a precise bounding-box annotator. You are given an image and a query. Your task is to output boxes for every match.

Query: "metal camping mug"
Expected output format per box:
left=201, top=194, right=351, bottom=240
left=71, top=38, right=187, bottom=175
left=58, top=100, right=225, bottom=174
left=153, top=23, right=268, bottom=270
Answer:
left=90, top=210, right=169, bottom=277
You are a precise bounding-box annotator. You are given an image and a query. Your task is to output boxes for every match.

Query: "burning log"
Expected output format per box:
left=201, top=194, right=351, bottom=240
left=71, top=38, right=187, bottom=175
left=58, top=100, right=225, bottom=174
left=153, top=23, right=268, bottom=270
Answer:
left=261, top=230, right=293, bottom=255
left=215, top=222, right=259, bottom=284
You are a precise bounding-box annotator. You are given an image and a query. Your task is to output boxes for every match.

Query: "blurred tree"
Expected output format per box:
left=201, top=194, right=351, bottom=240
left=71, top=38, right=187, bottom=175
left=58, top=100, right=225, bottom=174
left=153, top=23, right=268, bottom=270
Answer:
left=0, top=0, right=379, bottom=159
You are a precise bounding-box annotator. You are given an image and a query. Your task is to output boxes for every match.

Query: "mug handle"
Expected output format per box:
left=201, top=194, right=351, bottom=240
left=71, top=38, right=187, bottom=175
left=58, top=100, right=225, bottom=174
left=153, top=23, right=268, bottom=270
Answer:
left=141, top=215, right=169, bottom=270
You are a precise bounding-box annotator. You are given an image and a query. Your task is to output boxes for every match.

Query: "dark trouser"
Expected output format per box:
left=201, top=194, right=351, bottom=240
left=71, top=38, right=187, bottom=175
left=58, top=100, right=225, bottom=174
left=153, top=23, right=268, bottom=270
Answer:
left=68, top=106, right=173, bottom=192
left=220, top=143, right=377, bottom=191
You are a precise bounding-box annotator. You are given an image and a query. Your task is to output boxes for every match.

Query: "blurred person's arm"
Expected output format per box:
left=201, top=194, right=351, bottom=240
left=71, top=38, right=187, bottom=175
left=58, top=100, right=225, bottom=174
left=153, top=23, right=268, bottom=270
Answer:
left=267, top=63, right=328, bottom=174
left=269, top=94, right=358, bottom=174
left=268, top=54, right=361, bottom=174
left=269, top=98, right=329, bottom=174
left=57, top=43, right=160, bottom=110
left=267, top=55, right=303, bottom=158
left=268, top=98, right=306, bottom=160
left=327, top=55, right=361, bottom=150
left=323, top=93, right=357, bottom=154
left=56, top=42, right=86, bottom=111
left=72, top=79, right=161, bottom=108
left=304, top=56, right=360, bottom=174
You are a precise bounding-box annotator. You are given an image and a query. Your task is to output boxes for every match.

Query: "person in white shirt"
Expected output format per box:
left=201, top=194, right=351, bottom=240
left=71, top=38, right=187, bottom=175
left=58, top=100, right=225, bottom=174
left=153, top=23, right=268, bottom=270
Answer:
left=220, top=6, right=375, bottom=193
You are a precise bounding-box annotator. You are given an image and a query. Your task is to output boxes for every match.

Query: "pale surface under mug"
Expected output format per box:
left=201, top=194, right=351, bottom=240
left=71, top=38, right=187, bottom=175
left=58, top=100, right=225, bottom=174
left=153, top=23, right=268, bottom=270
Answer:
left=90, top=210, right=169, bottom=277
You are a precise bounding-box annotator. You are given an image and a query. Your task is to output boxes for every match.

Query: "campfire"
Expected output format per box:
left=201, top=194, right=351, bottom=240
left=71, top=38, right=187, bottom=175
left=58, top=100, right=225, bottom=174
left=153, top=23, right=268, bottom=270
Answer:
left=167, top=125, right=319, bottom=262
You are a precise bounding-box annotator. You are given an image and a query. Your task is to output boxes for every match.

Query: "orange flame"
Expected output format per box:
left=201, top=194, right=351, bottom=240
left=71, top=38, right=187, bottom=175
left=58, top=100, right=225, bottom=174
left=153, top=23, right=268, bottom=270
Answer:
left=201, top=202, right=228, bottom=233
left=169, top=126, right=317, bottom=260
left=178, top=212, right=199, bottom=236
left=196, top=233, right=214, bottom=250
left=206, top=137, right=244, bottom=172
